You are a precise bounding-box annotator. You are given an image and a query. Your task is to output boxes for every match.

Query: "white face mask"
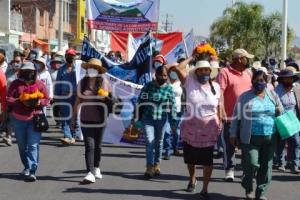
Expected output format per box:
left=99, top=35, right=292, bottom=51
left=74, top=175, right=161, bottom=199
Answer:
left=154, top=61, right=163, bottom=69
left=87, top=68, right=99, bottom=78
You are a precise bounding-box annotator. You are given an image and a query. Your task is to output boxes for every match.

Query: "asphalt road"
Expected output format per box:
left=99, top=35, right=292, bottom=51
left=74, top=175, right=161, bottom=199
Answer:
left=1, top=121, right=300, bottom=200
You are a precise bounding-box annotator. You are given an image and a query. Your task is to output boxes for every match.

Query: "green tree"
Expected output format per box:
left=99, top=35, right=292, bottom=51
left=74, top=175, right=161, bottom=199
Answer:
left=209, top=1, right=294, bottom=58
left=261, top=12, right=294, bottom=58
left=210, top=1, right=263, bottom=54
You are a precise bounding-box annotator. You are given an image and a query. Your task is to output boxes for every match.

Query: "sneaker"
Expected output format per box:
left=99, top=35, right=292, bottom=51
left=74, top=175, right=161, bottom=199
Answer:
left=144, top=166, right=154, bottom=179
left=246, top=191, right=255, bottom=200
left=163, top=155, right=171, bottom=160
left=82, top=172, right=96, bottom=184
left=277, top=165, right=286, bottom=172
left=93, top=168, right=103, bottom=179
left=153, top=163, right=161, bottom=176
left=20, top=169, right=30, bottom=176
left=291, top=166, right=300, bottom=174
left=199, top=191, right=209, bottom=200
left=224, top=169, right=234, bottom=182
left=3, top=137, right=12, bottom=146
left=186, top=180, right=197, bottom=192
left=69, top=138, right=76, bottom=144
left=60, top=138, right=75, bottom=145
left=26, top=174, right=37, bottom=182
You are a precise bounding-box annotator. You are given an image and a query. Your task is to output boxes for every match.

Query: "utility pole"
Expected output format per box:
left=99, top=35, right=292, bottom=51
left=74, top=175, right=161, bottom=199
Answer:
left=58, top=0, right=63, bottom=51
left=161, top=14, right=173, bottom=32
left=281, top=0, right=288, bottom=69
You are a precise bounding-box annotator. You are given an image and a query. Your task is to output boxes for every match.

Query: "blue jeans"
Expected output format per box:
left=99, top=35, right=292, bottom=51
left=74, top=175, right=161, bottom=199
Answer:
left=276, top=133, right=300, bottom=168
left=60, top=96, right=78, bottom=139
left=163, top=113, right=181, bottom=156
left=142, top=117, right=167, bottom=167
left=11, top=117, right=42, bottom=174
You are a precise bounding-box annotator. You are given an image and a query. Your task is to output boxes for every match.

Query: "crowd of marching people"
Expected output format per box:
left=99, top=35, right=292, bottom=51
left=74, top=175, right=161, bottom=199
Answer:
left=1, top=43, right=300, bottom=200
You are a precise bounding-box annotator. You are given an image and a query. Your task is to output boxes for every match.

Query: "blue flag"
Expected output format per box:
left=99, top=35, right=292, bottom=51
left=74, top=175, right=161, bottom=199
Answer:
left=81, top=32, right=152, bottom=85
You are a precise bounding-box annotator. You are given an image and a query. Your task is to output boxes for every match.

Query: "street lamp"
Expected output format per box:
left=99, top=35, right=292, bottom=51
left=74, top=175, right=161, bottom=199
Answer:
left=58, top=0, right=63, bottom=51
left=281, top=0, right=288, bottom=69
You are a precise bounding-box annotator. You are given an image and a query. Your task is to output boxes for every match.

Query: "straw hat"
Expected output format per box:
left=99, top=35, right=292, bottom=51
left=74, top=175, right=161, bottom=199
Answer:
left=81, top=58, right=107, bottom=73
left=189, top=60, right=220, bottom=78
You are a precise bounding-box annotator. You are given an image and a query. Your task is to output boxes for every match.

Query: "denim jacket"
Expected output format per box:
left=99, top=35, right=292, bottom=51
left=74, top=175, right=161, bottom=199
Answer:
left=229, top=88, right=284, bottom=144
left=54, top=64, right=78, bottom=98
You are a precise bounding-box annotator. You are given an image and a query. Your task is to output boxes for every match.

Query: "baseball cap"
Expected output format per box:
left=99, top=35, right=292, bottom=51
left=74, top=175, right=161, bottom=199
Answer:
left=233, top=49, right=254, bottom=59
left=65, top=48, right=76, bottom=56
left=153, top=54, right=167, bottom=65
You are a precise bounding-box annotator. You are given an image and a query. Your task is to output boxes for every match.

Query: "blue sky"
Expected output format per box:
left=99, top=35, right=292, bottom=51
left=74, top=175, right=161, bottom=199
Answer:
left=160, top=0, right=300, bottom=37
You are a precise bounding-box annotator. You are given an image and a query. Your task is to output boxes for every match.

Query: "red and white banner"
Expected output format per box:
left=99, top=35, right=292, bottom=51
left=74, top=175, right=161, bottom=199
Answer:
left=110, top=32, right=183, bottom=61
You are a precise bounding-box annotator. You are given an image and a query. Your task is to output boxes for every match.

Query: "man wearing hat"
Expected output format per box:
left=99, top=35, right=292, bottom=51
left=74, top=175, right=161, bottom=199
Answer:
left=216, top=48, right=254, bottom=182
left=54, top=48, right=79, bottom=145
left=275, top=68, right=300, bottom=174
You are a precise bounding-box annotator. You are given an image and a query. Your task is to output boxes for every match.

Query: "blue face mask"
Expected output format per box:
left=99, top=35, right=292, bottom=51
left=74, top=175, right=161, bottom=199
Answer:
left=35, top=63, right=41, bottom=70
left=196, top=74, right=210, bottom=84
left=253, top=81, right=267, bottom=92
left=169, top=71, right=178, bottom=80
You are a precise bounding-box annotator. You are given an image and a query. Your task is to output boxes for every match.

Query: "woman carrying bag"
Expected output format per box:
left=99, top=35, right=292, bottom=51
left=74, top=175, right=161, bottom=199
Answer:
left=7, top=62, right=49, bottom=182
left=274, top=68, right=300, bottom=174
left=230, top=70, right=283, bottom=200
left=71, top=58, right=117, bottom=184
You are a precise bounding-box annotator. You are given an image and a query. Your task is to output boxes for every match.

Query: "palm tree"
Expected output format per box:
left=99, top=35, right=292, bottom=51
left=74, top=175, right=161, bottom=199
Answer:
left=210, top=2, right=263, bottom=55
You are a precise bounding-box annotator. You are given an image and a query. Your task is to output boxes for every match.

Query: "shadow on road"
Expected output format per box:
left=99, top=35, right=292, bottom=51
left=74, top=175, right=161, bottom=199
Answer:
left=102, top=153, right=145, bottom=159
left=0, top=173, right=25, bottom=182
left=63, top=187, right=243, bottom=200
left=272, top=174, right=300, bottom=182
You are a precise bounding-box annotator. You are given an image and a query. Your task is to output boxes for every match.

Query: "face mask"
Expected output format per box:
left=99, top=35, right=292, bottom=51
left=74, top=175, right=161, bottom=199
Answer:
left=253, top=81, right=266, bottom=92
left=65, top=57, right=74, bottom=64
left=87, top=68, right=99, bottom=78
left=12, top=63, right=21, bottom=69
left=169, top=71, right=178, bottom=80
left=282, top=82, right=293, bottom=88
left=20, top=70, right=35, bottom=82
left=35, top=63, right=42, bottom=71
left=28, top=53, right=37, bottom=61
left=156, top=78, right=167, bottom=86
left=196, top=74, right=210, bottom=84
left=154, top=61, right=163, bottom=69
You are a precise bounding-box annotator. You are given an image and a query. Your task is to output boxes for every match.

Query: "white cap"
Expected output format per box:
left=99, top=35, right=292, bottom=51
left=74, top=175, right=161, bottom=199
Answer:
left=233, top=49, right=254, bottom=59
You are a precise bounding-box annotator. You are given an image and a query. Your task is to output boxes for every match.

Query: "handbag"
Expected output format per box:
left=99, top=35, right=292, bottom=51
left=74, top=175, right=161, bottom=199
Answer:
left=33, top=112, right=49, bottom=132
left=275, top=111, right=300, bottom=140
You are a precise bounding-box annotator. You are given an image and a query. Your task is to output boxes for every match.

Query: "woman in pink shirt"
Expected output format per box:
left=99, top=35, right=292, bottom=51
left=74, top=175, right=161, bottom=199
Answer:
left=7, top=62, right=49, bottom=182
left=169, top=58, right=222, bottom=199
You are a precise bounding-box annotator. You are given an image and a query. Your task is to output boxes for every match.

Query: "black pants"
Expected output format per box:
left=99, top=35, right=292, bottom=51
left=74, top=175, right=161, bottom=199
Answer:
left=81, top=126, right=105, bottom=172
